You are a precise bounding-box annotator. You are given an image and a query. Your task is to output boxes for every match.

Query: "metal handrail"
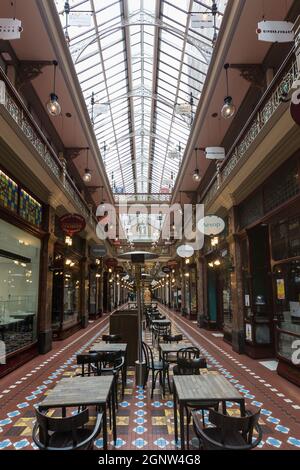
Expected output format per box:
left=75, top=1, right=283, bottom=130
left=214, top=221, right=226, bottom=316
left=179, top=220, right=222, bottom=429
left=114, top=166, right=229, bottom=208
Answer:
left=0, top=67, right=96, bottom=225
left=201, top=47, right=298, bottom=206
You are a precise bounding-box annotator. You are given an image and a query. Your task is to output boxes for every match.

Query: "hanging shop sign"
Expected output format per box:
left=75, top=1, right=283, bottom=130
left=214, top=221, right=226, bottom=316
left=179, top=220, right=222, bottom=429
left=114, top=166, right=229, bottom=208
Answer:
left=256, top=21, right=294, bottom=43
left=90, top=244, right=107, bottom=258
left=177, top=244, right=195, bottom=258
left=115, top=266, right=124, bottom=273
left=69, top=12, right=92, bottom=27
left=106, top=258, right=118, bottom=268
left=162, top=266, right=172, bottom=274
left=59, top=213, right=86, bottom=236
left=0, top=18, right=23, bottom=40
left=167, top=260, right=178, bottom=267
left=191, top=14, right=214, bottom=29
left=198, top=215, right=225, bottom=236
left=205, top=147, right=225, bottom=160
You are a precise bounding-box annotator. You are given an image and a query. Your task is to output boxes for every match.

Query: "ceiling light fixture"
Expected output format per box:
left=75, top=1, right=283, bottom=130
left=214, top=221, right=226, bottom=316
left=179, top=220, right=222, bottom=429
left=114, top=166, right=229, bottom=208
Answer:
left=192, top=148, right=201, bottom=182
left=221, top=64, right=236, bottom=119
left=83, top=147, right=92, bottom=183
left=47, top=60, right=61, bottom=117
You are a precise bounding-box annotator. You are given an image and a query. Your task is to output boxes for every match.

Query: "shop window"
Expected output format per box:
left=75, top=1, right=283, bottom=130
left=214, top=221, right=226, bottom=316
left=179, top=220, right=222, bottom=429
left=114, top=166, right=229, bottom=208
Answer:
left=264, top=160, right=299, bottom=214
left=64, top=268, right=80, bottom=322
left=274, top=261, right=300, bottom=362
left=51, top=251, right=81, bottom=329
left=0, top=170, right=18, bottom=213
left=0, top=219, right=40, bottom=354
left=271, top=216, right=300, bottom=261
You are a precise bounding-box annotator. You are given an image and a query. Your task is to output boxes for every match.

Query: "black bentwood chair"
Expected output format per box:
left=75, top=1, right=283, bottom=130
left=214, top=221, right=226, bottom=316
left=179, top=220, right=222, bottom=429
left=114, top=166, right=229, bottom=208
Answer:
left=142, top=341, right=171, bottom=398
left=102, top=334, right=122, bottom=343
left=32, top=408, right=103, bottom=450
left=173, top=347, right=219, bottom=449
left=76, top=353, right=101, bottom=377
left=192, top=409, right=262, bottom=450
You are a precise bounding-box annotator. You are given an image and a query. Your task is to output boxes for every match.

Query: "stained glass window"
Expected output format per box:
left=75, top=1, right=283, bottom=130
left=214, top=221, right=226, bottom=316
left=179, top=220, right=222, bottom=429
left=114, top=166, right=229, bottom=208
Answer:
left=19, top=189, right=42, bottom=227
left=0, top=170, right=18, bottom=212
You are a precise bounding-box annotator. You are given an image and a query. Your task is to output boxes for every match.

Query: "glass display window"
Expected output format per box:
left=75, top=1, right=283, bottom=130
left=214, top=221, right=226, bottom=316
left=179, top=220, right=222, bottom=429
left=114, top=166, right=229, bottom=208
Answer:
left=274, top=261, right=300, bottom=362
left=0, top=219, right=41, bottom=354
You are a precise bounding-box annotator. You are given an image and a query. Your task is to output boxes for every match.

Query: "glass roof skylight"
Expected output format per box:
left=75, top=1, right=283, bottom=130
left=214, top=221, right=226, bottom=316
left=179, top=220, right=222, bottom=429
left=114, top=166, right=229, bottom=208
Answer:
left=55, top=0, right=228, bottom=197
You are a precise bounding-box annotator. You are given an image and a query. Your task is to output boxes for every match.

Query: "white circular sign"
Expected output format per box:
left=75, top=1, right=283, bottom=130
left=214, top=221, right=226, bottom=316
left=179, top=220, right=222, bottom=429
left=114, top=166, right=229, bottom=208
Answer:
left=198, top=216, right=225, bottom=236
left=176, top=244, right=195, bottom=258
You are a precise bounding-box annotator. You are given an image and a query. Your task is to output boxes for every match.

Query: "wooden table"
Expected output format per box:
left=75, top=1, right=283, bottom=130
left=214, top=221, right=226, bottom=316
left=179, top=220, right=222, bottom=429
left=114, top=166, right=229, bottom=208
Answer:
left=173, top=374, right=245, bottom=450
left=89, top=343, right=128, bottom=386
left=152, top=319, right=171, bottom=326
left=38, top=376, right=116, bottom=450
left=159, top=342, right=194, bottom=363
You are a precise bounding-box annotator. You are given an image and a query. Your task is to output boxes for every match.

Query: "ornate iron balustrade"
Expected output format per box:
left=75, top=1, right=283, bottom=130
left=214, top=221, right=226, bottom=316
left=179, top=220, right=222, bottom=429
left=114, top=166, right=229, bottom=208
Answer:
left=0, top=68, right=96, bottom=230
left=202, top=53, right=298, bottom=207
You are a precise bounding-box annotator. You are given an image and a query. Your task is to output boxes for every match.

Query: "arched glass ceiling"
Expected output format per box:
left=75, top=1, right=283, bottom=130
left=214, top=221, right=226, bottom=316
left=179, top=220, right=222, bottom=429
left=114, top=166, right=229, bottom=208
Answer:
left=55, top=0, right=228, bottom=197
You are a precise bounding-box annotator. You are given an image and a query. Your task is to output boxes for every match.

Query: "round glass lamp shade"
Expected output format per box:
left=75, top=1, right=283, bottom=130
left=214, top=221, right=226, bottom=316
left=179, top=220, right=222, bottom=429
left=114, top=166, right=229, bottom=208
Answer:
left=221, top=96, right=236, bottom=119
left=192, top=169, right=201, bottom=182
left=83, top=169, right=92, bottom=183
left=47, top=93, right=61, bottom=116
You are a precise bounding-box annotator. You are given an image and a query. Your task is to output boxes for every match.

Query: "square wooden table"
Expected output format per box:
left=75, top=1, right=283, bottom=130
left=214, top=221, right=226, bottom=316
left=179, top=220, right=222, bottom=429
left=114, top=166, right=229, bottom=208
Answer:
left=89, top=342, right=128, bottom=387
left=38, top=376, right=116, bottom=450
left=159, top=342, right=194, bottom=363
left=152, top=319, right=171, bottom=326
left=173, top=374, right=245, bottom=450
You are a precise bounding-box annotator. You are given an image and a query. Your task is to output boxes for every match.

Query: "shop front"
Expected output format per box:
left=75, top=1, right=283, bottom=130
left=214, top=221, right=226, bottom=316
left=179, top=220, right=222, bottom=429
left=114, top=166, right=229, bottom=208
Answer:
left=0, top=167, right=44, bottom=376
left=271, top=215, right=300, bottom=386
left=237, top=152, right=300, bottom=362
left=51, top=226, right=85, bottom=340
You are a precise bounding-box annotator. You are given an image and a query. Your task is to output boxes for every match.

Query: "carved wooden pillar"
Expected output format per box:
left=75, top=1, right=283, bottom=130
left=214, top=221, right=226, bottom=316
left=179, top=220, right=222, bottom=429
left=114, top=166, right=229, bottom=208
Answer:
left=80, top=239, right=89, bottom=328
left=180, top=259, right=186, bottom=315
left=38, top=201, right=56, bottom=354
left=196, top=251, right=205, bottom=326
left=227, top=207, right=245, bottom=353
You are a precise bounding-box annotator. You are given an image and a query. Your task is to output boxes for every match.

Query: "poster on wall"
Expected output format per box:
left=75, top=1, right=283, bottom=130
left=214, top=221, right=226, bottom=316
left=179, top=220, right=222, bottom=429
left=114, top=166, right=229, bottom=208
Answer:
left=276, top=279, right=286, bottom=300
left=245, top=323, right=252, bottom=342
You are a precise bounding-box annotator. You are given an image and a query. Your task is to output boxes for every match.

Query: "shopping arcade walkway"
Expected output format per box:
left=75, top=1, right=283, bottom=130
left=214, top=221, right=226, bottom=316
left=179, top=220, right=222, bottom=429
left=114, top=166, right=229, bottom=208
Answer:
left=0, top=306, right=300, bottom=450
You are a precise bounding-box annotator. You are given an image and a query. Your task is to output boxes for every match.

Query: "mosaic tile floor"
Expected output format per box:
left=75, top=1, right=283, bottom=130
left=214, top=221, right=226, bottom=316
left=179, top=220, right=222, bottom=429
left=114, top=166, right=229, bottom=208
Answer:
left=0, top=306, right=300, bottom=451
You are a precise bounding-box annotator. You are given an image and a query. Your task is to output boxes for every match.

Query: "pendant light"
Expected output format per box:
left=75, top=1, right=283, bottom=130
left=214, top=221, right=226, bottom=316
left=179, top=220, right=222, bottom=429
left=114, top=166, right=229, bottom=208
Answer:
left=47, top=61, right=61, bottom=117
left=221, top=64, right=236, bottom=119
left=83, top=147, right=92, bottom=183
left=192, top=148, right=201, bottom=182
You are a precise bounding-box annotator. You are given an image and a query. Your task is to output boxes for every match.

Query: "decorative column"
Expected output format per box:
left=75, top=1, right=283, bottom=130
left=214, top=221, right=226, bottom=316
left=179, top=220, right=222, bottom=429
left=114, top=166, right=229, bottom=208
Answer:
left=38, top=199, right=56, bottom=354
left=196, top=251, right=205, bottom=327
left=228, top=207, right=245, bottom=353
left=180, top=259, right=186, bottom=316
left=80, top=239, right=89, bottom=328
left=98, top=258, right=104, bottom=315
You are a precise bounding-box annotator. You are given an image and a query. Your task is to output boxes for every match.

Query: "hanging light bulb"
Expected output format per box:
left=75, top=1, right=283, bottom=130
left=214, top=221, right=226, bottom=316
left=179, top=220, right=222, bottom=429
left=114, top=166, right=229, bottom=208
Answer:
left=192, top=148, right=201, bottom=182
left=221, top=96, right=236, bottom=119
left=83, top=148, right=92, bottom=183
left=47, top=61, right=61, bottom=117
left=193, top=168, right=201, bottom=182
left=221, top=64, right=235, bottom=119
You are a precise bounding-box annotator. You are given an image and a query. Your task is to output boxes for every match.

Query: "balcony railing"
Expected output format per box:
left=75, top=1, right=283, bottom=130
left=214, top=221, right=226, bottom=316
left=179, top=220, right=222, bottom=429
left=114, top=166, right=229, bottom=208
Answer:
left=0, top=67, right=96, bottom=229
left=202, top=49, right=298, bottom=207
